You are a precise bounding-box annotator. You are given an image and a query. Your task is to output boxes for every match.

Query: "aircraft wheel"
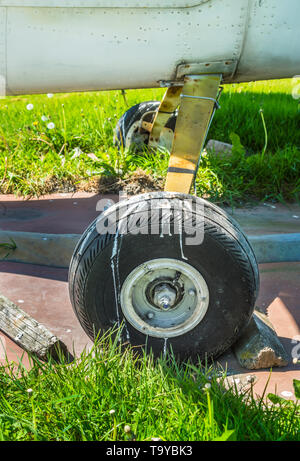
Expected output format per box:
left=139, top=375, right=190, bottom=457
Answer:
left=69, top=192, right=259, bottom=361
left=114, top=101, right=176, bottom=151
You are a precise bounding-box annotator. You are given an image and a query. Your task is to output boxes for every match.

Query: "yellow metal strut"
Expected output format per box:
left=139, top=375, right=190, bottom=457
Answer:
left=148, top=85, right=183, bottom=148
left=153, top=74, right=222, bottom=194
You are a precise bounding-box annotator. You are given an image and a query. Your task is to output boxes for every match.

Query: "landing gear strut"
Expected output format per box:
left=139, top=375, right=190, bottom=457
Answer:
left=69, top=74, right=259, bottom=361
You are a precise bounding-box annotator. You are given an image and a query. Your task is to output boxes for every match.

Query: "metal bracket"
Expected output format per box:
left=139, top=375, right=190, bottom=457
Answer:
left=148, top=85, right=182, bottom=148
left=159, top=80, right=184, bottom=88
left=176, top=60, right=237, bottom=81
left=180, top=94, right=221, bottom=109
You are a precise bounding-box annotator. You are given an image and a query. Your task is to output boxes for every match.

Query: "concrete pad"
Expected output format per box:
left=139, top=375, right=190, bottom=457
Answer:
left=226, top=202, right=300, bottom=236
left=0, top=192, right=113, bottom=235
left=1, top=194, right=300, bottom=268
left=1, top=193, right=300, bottom=236
left=0, top=230, right=79, bottom=268
left=2, top=229, right=300, bottom=268
left=218, top=262, right=300, bottom=401
left=0, top=262, right=93, bottom=366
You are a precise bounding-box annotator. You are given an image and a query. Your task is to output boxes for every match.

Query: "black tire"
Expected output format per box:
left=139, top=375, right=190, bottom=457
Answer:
left=69, top=192, right=259, bottom=362
left=114, top=101, right=177, bottom=149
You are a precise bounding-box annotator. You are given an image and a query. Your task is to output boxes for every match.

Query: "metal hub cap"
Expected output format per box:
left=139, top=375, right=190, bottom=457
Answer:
left=120, top=259, right=209, bottom=338
left=152, top=283, right=177, bottom=311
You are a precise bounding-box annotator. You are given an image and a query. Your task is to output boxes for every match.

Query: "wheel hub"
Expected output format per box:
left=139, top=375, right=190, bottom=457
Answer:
left=120, top=258, right=209, bottom=338
left=146, top=276, right=183, bottom=312
left=152, top=283, right=177, bottom=311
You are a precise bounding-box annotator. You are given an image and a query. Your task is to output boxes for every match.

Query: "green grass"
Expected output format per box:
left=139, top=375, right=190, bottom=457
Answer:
left=0, top=79, right=299, bottom=204
left=0, top=331, right=299, bottom=442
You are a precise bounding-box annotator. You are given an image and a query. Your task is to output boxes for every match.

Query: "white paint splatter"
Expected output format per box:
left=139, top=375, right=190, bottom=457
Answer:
left=111, top=228, right=120, bottom=327
left=163, top=337, right=168, bottom=358
left=124, top=323, right=130, bottom=341
left=110, top=229, right=130, bottom=341
left=110, top=202, right=140, bottom=339
left=179, top=230, right=188, bottom=261
left=111, top=265, right=120, bottom=328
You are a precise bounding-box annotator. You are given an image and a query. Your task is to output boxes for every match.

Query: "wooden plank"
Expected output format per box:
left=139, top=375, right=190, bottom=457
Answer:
left=0, top=293, right=73, bottom=362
